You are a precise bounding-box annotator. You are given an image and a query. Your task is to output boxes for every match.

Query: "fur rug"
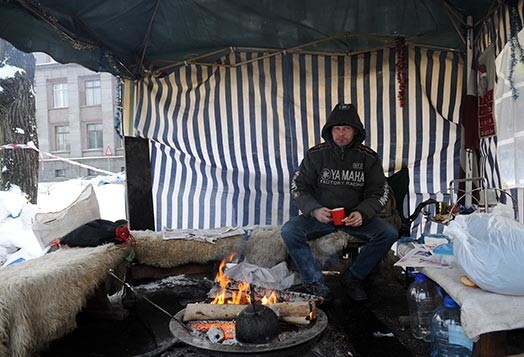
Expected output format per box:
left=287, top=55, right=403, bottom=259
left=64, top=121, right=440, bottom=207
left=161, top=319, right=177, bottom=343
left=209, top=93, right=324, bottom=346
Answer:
left=0, top=244, right=128, bottom=357
left=132, top=227, right=353, bottom=270
left=132, top=230, right=244, bottom=268
left=242, top=226, right=288, bottom=268
left=244, top=226, right=356, bottom=268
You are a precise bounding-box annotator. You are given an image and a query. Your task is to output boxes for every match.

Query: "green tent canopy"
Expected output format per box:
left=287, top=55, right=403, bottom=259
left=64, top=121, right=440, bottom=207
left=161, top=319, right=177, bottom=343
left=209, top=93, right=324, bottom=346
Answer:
left=0, top=0, right=495, bottom=79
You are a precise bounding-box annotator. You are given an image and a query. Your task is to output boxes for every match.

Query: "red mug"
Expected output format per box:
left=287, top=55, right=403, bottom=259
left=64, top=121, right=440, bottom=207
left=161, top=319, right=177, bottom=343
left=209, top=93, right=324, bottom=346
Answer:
left=331, top=207, right=345, bottom=226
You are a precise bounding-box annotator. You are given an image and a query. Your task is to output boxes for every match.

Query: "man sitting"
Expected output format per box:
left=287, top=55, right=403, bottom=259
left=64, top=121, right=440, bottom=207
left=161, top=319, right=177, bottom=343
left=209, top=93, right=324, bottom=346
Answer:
left=281, top=103, right=399, bottom=301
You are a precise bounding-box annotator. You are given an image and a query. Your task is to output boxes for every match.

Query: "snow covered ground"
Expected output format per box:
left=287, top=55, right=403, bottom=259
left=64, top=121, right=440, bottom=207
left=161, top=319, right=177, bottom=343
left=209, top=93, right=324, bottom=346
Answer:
left=0, top=175, right=126, bottom=267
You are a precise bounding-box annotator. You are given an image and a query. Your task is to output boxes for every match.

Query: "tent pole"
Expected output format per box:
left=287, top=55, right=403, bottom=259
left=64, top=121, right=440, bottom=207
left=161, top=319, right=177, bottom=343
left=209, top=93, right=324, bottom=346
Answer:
left=465, top=16, right=475, bottom=206
left=443, top=3, right=466, bottom=45
left=155, top=40, right=461, bottom=72
left=17, top=0, right=135, bottom=79
left=232, top=43, right=398, bottom=68
left=474, top=0, right=502, bottom=27
left=441, top=1, right=466, bottom=26
left=407, top=42, right=462, bottom=53
left=155, top=47, right=232, bottom=73
left=137, top=0, right=162, bottom=77
left=154, top=32, right=397, bottom=72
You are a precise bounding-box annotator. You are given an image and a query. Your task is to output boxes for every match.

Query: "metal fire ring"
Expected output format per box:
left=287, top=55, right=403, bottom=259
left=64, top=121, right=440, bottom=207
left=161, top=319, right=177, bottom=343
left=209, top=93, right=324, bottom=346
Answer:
left=170, top=308, right=328, bottom=356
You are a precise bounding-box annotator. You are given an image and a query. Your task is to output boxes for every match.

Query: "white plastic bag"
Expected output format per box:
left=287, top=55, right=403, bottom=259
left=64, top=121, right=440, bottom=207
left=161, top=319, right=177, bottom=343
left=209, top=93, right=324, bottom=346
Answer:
left=444, top=212, right=524, bottom=295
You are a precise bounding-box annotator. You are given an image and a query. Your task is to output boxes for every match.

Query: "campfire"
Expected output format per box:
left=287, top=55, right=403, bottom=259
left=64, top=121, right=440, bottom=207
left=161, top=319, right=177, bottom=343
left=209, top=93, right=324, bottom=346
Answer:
left=181, top=254, right=319, bottom=345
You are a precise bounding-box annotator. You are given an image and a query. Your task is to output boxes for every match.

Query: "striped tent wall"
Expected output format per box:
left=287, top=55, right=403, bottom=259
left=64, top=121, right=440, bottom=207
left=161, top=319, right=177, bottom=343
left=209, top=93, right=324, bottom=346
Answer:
left=133, top=47, right=463, bottom=236
left=475, top=0, right=524, bottom=220
left=476, top=1, right=524, bottom=56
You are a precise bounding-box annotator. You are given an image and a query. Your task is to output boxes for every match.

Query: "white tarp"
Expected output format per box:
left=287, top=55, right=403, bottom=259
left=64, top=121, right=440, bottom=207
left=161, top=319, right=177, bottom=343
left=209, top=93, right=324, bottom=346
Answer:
left=494, top=28, right=524, bottom=188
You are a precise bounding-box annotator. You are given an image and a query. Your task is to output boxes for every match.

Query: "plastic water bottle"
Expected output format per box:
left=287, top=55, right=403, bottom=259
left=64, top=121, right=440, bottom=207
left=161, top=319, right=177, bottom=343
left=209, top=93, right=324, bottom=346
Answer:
left=407, top=273, right=440, bottom=341
left=430, top=295, right=473, bottom=357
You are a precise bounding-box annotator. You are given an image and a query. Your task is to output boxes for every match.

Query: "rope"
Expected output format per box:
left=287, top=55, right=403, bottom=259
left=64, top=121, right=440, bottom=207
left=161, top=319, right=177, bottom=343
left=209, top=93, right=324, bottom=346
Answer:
left=0, top=142, right=117, bottom=176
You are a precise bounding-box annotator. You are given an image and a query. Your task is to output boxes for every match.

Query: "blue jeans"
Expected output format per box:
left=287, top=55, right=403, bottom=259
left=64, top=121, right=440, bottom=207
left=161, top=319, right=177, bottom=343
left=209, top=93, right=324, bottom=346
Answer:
left=280, top=214, right=399, bottom=283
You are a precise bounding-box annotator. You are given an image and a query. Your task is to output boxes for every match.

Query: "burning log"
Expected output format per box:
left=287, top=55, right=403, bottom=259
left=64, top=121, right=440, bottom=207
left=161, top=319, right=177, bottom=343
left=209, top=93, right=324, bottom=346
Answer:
left=183, top=301, right=316, bottom=325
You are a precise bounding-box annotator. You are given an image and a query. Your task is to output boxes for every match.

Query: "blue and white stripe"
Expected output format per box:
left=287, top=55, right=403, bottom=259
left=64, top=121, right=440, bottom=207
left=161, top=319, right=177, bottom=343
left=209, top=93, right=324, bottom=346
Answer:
left=133, top=48, right=463, bottom=236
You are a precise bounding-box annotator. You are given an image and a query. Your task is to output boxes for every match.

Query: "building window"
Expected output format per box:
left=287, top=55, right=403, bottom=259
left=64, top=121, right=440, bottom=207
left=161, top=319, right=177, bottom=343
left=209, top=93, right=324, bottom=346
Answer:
left=85, top=80, right=101, bottom=106
left=55, top=126, right=70, bottom=151
left=55, top=169, right=66, bottom=178
left=87, top=123, right=103, bottom=149
left=53, top=83, right=68, bottom=108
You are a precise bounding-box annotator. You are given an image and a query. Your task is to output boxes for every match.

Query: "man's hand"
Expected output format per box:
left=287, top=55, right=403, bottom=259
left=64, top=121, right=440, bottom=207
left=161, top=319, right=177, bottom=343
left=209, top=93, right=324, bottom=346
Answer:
left=344, top=211, right=363, bottom=227
left=311, top=207, right=333, bottom=223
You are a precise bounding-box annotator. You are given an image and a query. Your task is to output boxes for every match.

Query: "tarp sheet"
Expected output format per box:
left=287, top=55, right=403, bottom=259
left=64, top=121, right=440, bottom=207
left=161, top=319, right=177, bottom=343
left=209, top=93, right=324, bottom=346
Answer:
left=0, top=0, right=493, bottom=79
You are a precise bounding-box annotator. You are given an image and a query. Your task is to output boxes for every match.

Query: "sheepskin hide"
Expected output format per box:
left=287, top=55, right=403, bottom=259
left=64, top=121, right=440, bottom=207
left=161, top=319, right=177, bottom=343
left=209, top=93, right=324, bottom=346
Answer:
left=132, top=230, right=244, bottom=268
left=243, top=226, right=288, bottom=268
left=244, top=226, right=356, bottom=268
left=0, top=244, right=128, bottom=357
left=310, top=230, right=357, bottom=266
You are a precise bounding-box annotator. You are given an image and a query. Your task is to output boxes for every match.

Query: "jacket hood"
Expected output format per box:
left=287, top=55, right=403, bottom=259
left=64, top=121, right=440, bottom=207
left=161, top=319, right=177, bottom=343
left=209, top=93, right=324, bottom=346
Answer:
left=321, top=103, right=365, bottom=147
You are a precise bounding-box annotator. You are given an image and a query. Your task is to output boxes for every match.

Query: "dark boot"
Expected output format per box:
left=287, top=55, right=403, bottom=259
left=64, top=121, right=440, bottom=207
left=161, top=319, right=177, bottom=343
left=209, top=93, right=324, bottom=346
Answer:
left=309, top=280, right=332, bottom=302
left=291, top=279, right=332, bottom=302
left=341, top=270, right=368, bottom=302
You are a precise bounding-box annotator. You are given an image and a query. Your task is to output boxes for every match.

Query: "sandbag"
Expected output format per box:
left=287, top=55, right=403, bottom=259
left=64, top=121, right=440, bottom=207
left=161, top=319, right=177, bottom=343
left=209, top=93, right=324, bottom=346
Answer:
left=444, top=211, right=524, bottom=295
left=32, top=184, right=100, bottom=249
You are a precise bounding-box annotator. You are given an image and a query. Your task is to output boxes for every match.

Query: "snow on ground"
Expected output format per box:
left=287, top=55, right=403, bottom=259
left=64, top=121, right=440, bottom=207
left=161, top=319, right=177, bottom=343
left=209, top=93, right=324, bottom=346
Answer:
left=38, top=175, right=126, bottom=221
left=0, top=174, right=126, bottom=267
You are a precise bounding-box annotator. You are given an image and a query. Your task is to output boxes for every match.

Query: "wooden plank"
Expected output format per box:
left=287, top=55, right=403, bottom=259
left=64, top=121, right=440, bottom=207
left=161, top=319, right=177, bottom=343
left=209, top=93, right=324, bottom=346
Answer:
left=472, top=331, right=507, bottom=357
left=123, top=136, right=155, bottom=230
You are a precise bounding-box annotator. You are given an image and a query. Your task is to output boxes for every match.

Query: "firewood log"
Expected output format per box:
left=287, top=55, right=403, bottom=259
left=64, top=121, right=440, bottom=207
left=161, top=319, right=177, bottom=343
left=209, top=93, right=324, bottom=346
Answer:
left=183, top=301, right=316, bottom=325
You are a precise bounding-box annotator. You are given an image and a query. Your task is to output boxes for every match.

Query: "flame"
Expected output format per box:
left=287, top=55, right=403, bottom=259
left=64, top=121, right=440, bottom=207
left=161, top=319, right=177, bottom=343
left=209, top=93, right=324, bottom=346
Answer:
left=230, top=280, right=250, bottom=304
left=261, top=290, right=278, bottom=305
left=210, top=254, right=278, bottom=306
left=210, top=254, right=234, bottom=304
left=309, top=310, right=315, bottom=320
